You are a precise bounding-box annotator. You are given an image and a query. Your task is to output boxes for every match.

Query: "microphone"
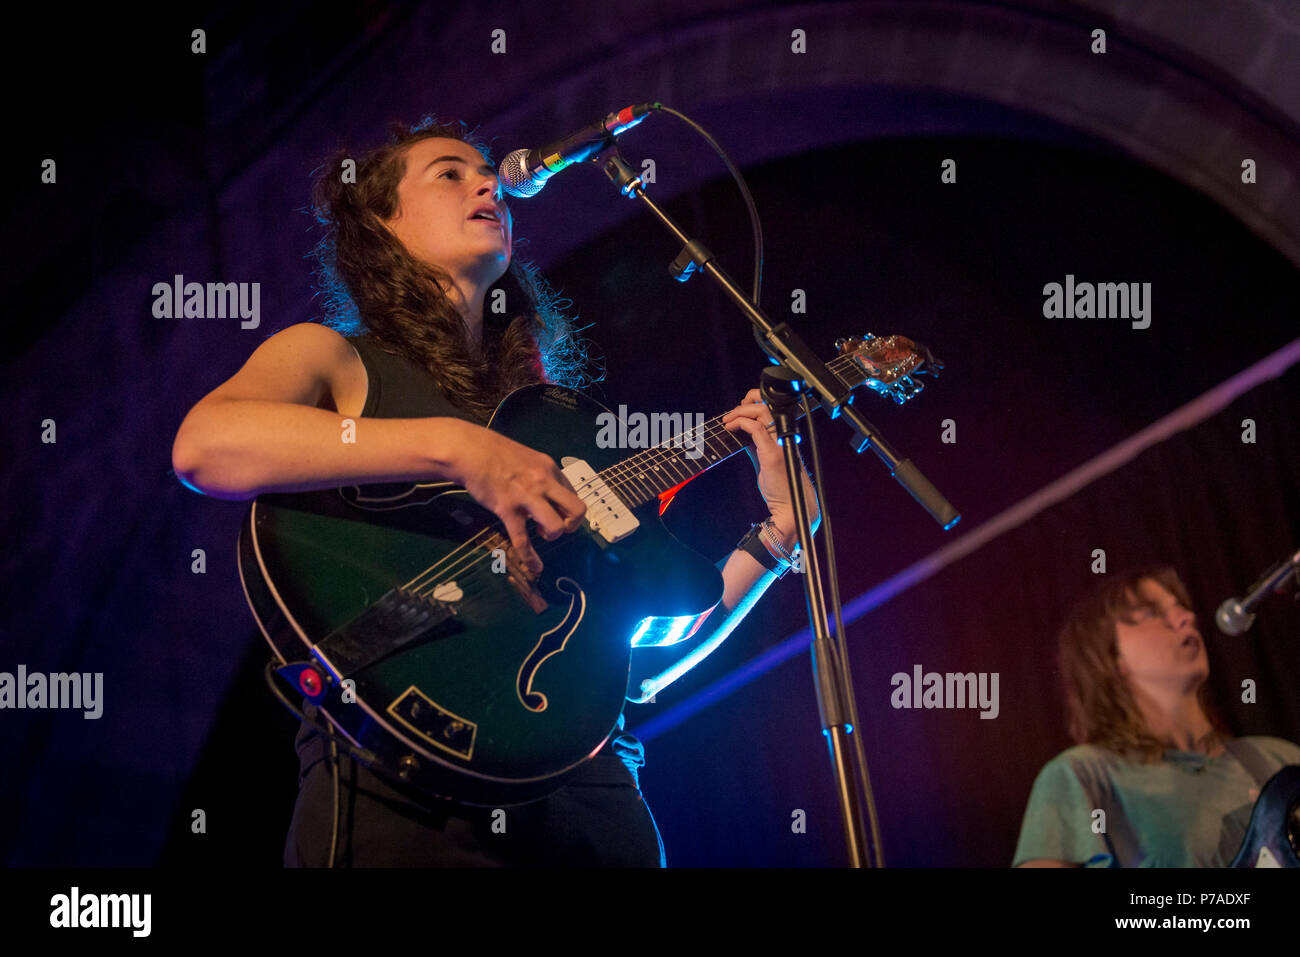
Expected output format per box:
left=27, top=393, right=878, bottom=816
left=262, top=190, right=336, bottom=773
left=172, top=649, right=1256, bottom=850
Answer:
left=1215, top=546, right=1300, bottom=635
left=498, top=103, right=656, bottom=198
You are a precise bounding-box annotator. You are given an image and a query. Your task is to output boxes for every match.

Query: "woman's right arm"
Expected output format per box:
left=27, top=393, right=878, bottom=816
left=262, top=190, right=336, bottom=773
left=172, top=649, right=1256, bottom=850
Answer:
left=171, top=322, right=584, bottom=572
left=171, top=323, right=468, bottom=498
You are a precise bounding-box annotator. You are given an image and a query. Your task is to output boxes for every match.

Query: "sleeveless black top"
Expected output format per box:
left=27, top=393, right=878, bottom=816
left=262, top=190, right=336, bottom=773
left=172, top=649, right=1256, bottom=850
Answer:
left=345, top=335, right=479, bottom=422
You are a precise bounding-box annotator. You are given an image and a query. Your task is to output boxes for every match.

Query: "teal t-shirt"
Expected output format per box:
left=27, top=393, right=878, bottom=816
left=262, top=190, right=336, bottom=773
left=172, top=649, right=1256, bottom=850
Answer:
left=1012, top=736, right=1300, bottom=867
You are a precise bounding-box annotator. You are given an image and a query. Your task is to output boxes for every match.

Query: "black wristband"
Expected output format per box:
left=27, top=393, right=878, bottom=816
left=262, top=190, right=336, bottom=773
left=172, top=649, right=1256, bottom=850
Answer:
left=736, top=523, right=789, bottom=578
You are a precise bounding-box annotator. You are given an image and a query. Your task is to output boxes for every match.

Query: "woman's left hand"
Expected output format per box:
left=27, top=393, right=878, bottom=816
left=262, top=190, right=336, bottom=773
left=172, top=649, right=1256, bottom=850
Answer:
left=721, top=388, right=820, bottom=551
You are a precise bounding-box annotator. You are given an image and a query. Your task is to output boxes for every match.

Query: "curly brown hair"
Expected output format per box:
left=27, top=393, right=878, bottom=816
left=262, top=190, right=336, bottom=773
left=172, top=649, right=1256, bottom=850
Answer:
left=309, top=116, right=595, bottom=422
left=1057, top=566, right=1229, bottom=762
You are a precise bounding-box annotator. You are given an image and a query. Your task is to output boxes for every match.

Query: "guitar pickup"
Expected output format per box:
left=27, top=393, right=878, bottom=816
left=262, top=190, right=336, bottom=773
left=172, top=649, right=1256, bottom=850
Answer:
left=561, top=457, right=639, bottom=544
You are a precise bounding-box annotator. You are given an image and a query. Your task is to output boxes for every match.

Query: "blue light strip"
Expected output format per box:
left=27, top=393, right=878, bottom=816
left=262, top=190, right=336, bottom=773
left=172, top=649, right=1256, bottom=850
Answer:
left=627, top=567, right=925, bottom=742
left=629, top=626, right=812, bottom=743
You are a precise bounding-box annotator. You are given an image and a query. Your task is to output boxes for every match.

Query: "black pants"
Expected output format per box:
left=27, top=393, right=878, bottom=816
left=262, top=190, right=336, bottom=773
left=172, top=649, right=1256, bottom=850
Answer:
left=283, top=714, right=665, bottom=867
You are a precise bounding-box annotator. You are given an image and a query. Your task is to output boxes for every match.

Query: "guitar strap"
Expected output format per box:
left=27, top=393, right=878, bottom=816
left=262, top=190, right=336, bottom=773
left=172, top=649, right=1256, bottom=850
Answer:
left=1223, top=738, right=1274, bottom=788
left=1071, top=755, right=1142, bottom=867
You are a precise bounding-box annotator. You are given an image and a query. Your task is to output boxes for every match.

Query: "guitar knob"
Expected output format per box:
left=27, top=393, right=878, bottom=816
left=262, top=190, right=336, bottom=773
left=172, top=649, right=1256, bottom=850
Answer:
left=398, top=754, right=419, bottom=781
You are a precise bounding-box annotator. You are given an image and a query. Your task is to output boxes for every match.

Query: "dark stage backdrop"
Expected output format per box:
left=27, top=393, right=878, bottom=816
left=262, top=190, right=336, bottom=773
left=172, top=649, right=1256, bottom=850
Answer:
left=3, top=3, right=1298, bottom=868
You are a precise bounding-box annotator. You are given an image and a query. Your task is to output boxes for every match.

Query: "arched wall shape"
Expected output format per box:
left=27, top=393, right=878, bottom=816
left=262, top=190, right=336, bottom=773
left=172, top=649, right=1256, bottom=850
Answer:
left=459, top=1, right=1300, bottom=270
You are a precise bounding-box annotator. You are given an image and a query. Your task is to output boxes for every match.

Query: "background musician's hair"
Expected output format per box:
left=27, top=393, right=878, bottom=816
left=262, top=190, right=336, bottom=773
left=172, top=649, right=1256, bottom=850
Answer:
left=309, top=116, right=595, bottom=423
left=1056, top=566, right=1229, bottom=762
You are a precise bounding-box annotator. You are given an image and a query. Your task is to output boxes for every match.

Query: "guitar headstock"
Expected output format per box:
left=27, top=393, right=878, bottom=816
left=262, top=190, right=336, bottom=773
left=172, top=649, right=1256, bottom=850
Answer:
left=834, top=333, right=942, bottom=405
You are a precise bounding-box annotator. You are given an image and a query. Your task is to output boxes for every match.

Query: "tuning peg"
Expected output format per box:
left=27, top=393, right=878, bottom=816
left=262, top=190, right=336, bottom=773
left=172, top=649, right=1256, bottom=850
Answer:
left=890, top=376, right=922, bottom=403
left=912, top=340, right=944, bottom=376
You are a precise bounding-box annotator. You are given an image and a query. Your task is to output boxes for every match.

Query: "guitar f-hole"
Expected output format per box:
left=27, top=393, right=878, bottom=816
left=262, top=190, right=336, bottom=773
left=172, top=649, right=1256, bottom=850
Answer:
left=516, top=577, right=586, bottom=712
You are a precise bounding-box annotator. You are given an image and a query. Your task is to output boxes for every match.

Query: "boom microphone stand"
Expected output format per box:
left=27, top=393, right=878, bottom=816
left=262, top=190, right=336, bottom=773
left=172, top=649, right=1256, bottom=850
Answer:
left=595, top=145, right=960, bottom=865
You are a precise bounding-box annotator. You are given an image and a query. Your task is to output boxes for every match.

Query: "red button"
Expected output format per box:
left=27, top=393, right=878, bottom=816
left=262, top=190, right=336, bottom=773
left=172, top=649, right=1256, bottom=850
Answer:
left=299, top=669, right=322, bottom=696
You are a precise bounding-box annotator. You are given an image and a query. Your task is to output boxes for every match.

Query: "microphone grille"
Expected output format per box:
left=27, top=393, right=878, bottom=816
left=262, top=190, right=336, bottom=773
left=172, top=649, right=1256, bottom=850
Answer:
left=499, top=148, right=544, bottom=198
left=1214, top=599, right=1251, bottom=636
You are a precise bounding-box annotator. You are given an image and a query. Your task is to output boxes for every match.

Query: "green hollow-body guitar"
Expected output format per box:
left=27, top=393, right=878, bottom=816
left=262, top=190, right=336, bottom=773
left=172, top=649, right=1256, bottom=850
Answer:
left=238, top=335, right=931, bottom=805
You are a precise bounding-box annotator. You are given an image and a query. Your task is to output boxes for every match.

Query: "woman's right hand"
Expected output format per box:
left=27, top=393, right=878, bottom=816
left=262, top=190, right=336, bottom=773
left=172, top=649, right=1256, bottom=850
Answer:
left=443, top=422, right=587, bottom=575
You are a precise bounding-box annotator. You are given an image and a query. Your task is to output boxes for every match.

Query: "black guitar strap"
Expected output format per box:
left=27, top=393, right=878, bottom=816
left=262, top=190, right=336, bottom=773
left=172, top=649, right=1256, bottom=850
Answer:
left=1224, top=738, right=1274, bottom=788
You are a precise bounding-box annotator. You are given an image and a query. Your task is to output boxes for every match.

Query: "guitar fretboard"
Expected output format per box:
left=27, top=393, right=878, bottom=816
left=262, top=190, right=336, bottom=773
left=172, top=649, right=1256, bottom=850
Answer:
left=598, top=418, right=748, bottom=506
left=596, top=352, right=864, bottom=507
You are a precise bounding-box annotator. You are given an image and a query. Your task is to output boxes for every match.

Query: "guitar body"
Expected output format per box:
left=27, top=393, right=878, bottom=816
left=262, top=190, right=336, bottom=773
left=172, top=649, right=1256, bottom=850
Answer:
left=239, top=385, right=723, bottom=806
left=1232, top=764, right=1300, bottom=867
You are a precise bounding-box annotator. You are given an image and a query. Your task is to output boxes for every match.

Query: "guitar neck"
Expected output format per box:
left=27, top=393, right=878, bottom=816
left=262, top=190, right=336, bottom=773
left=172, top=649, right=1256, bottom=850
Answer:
left=599, top=351, right=866, bottom=507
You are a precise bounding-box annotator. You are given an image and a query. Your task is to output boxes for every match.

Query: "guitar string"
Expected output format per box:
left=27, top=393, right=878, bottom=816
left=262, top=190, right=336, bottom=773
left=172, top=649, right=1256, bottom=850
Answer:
left=398, top=424, right=731, bottom=597
left=397, top=414, right=749, bottom=598
left=399, top=404, right=773, bottom=594
left=392, top=446, right=687, bottom=595
left=388, top=479, right=604, bottom=597
left=598, top=351, right=870, bottom=495
left=397, top=350, right=890, bottom=595
left=397, top=411, right=783, bottom=598
left=595, top=353, right=849, bottom=498
left=388, top=417, right=742, bottom=595
left=398, top=355, right=864, bottom=596
left=398, top=351, right=875, bottom=595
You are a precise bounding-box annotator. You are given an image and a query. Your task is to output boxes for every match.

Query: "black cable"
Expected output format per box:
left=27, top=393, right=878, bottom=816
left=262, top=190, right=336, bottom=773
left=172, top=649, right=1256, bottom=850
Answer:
left=328, top=735, right=340, bottom=868
left=650, top=104, right=764, bottom=308
left=262, top=661, right=358, bottom=867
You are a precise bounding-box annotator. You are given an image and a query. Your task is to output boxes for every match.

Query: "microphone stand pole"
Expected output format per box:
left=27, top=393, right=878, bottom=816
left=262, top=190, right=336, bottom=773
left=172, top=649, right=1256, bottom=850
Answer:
left=596, top=146, right=960, bottom=865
